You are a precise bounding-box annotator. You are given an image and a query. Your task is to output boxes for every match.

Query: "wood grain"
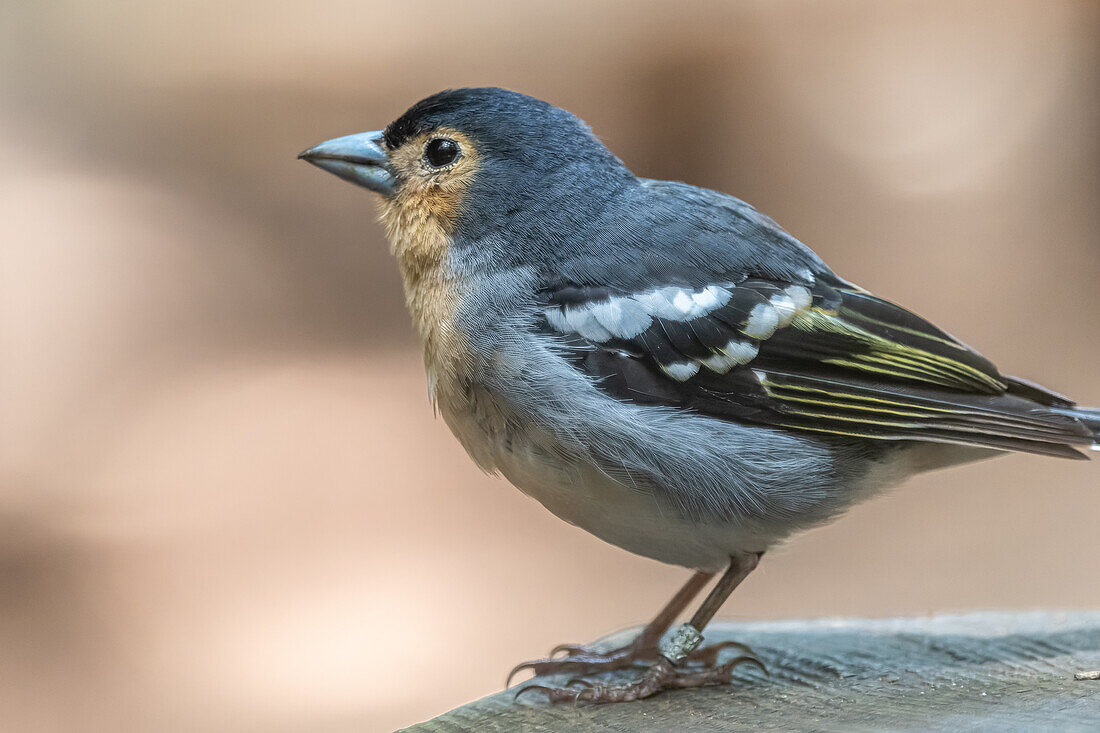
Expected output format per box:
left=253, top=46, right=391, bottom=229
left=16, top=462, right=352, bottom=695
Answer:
left=403, top=612, right=1100, bottom=732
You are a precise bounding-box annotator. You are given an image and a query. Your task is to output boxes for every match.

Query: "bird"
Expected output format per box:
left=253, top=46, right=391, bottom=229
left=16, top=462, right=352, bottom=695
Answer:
left=299, top=87, right=1099, bottom=704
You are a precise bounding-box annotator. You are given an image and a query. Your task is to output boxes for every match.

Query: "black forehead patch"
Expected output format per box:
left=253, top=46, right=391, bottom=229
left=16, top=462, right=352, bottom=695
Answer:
left=382, top=87, right=557, bottom=150
left=384, top=88, right=484, bottom=149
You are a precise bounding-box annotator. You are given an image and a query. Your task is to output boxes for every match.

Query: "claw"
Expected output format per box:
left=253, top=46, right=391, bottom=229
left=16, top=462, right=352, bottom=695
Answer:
left=515, top=682, right=596, bottom=705
left=504, top=655, right=585, bottom=689
left=506, top=657, right=566, bottom=688
left=505, top=660, right=537, bottom=689
left=550, top=643, right=586, bottom=657
left=505, top=646, right=642, bottom=689
left=514, top=684, right=552, bottom=703
left=566, top=677, right=594, bottom=688
left=723, top=653, right=769, bottom=676
left=506, top=656, right=567, bottom=688
left=685, top=639, right=756, bottom=666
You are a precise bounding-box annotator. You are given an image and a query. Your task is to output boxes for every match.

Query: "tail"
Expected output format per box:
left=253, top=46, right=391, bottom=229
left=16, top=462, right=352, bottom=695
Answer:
left=1054, top=406, right=1100, bottom=453
left=1002, top=376, right=1099, bottom=458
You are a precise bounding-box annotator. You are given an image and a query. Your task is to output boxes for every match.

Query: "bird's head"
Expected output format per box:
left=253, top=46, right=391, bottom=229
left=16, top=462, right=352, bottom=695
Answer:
left=300, top=88, right=633, bottom=256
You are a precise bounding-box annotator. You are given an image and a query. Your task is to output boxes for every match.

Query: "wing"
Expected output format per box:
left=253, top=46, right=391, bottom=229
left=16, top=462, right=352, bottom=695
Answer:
left=540, top=272, right=1095, bottom=459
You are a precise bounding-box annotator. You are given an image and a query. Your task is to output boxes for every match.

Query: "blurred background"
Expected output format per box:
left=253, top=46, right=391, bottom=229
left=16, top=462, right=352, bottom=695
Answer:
left=2, top=1, right=1098, bottom=730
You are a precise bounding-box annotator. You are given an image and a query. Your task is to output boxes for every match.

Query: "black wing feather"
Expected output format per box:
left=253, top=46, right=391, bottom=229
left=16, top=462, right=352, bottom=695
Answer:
left=541, top=275, right=1095, bottom=459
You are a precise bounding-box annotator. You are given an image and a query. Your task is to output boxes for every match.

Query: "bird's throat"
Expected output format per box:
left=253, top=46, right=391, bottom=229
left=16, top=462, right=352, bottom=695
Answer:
left=378, top=194, right=472, bottom=403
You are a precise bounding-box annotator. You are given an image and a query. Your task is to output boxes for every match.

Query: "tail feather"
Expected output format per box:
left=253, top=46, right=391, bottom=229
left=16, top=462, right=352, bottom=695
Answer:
left=1003, top=376, right=1098, bottom=457
left=1050, top=406, right=1100, bottom=453
left=1078, top=408, right=1100, bottom=452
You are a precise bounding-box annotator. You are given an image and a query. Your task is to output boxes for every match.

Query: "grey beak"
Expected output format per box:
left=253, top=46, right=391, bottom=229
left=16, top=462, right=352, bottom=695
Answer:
left=298, top=130, right=395, bottom=197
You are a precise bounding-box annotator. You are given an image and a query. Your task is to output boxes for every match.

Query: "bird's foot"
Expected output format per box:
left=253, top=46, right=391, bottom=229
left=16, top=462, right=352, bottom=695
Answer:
left=506, top=640, right=643, bottom=688
left=506, top=635, right=755, bottom=688
left=514, top=653, right=766, bottom=704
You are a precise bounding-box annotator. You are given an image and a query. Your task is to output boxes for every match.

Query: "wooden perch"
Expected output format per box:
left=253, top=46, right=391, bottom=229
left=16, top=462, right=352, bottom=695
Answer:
left=403, top=612, right=1100, bottom=731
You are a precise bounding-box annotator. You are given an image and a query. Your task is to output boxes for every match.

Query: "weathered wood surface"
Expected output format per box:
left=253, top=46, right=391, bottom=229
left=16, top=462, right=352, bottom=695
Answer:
left=403, top=612, right=1100, bottom=732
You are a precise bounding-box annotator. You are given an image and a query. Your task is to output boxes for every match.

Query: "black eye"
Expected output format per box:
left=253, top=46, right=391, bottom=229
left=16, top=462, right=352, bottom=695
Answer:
left=425, top=138, right=459, bottom=168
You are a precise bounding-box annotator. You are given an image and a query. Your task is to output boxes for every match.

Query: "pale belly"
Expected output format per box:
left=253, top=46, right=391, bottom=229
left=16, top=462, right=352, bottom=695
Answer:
left=435, top=374, right=931, bottom=573
left=488, top=433, right=781, bottom=572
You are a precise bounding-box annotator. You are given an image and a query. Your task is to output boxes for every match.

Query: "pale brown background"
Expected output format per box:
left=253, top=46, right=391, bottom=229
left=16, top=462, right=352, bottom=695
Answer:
left=2, top=1, right=1099, bottom=731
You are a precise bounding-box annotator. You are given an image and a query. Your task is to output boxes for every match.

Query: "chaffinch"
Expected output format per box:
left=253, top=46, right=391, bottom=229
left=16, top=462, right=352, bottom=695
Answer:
left=300, top=87, right=1098, bottom=703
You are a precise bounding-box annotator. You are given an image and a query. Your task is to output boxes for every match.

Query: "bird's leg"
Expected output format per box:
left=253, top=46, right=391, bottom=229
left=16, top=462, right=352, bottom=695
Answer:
left=506, top=570, right=712, bottom=687
left=516, top=553, right=765, bottom=704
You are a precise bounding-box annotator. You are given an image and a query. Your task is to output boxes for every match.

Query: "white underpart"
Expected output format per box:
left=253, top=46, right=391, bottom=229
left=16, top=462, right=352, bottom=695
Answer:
left=662, top=361, right=701, bottom=381
left=589, top=297, right=653, bottom=339
left=743, top=303, right=780, bottom=339
left=439, top=365, right=926, bottom=572
left=485, top=437, right=784, bottom=571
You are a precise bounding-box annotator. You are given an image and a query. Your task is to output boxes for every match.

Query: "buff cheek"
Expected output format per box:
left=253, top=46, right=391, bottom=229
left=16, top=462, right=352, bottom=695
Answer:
left=376, top=129, right=482, bottom=402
